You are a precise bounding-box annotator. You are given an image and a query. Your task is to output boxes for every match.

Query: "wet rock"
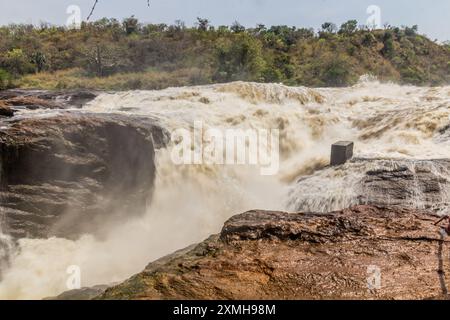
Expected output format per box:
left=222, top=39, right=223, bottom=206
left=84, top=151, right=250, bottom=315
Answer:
left=288, top=158, right=450, bottom=214
left=2, top=96, right=59, bottom=110
left=0, top=104, right=14, bottom=117
left=0, top=112, right=169, bottom=239
left=0, top=89, right=98, bottom=110
left=98, top=205, right=450, bottom=300
left=361, top=159, right=450, bottom=211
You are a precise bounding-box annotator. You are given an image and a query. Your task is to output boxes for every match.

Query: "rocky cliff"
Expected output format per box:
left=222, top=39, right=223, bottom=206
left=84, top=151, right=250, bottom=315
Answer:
left=0, top=112, right=169, bottom=239
left=0, top=90, right=169, bottom=239
left=97, top=205, right=449, bottom=300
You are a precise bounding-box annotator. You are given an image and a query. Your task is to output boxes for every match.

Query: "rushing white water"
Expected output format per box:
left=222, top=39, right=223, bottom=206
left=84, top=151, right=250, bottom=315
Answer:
left=1, top=78, right=450, bottom=299
left=0, top=227, right=14, bottom=275
left=287, top=158, right=450, bottom=214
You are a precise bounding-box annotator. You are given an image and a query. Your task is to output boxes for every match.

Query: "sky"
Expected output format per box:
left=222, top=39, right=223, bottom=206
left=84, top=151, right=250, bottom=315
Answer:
left=0, top=0, right=449, bottom=41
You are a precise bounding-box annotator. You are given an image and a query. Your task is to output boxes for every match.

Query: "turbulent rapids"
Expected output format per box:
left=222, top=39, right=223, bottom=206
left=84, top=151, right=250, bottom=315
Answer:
left=2, top=78, right=450, bottom=299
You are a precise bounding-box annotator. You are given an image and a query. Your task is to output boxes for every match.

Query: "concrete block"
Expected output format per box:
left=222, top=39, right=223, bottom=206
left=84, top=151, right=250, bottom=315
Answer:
left=331, top=141, right=354, bottom=166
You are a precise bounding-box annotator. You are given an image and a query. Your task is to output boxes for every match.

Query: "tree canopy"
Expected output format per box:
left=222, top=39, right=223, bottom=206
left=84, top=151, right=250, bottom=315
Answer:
left=0, top=18, right=448, bottom=90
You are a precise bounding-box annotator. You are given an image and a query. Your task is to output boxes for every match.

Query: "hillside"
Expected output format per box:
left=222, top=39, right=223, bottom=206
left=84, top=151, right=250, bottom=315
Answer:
left=0, top=19, right=450, bottom=90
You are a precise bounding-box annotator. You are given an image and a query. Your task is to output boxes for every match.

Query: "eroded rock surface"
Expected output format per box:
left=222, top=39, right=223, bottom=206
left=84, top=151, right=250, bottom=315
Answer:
left=0, top=112, right=169, bottom=239
left=0, top=89, right=98, bottom=110
left=288, top=158, right=450, bottom=214
left=98, top=205, right=450, bottom=300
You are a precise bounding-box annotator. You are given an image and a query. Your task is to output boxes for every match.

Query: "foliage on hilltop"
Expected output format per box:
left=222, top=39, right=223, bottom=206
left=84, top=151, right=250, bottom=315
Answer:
left=1, top=18, right=449, bottom=90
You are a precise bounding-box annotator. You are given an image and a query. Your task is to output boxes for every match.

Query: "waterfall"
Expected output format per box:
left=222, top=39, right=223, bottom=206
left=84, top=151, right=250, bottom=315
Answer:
left=2, top=78, right=450, bottom=298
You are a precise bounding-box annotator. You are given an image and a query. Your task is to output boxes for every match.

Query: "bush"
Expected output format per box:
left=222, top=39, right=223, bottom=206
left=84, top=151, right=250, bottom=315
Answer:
left=123, top=16, right=140, bottom=35
left=321, top=22, right=337, bottom=34
left=321, top=56, right=353, bottom=86
left=400, top=67, right=425, bottom=84
left=339, top=20, right=358, bottom=35
left=404, top=25, right=418, bottom=37
left=381, top=32, right=395, bottom=58
left=362, top=33, right=376, bottom=47
left=213, top=34, right=266, bottom=82
left=0, top=49, right=34, bottom=76
left=0, top=68, right=12, bottom=90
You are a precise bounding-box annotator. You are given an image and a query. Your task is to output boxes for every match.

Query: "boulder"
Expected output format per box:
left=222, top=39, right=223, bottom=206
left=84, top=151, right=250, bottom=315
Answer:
left=0, top=104, right=14, bottom=117
left=98, top=205, right=450, bottom=300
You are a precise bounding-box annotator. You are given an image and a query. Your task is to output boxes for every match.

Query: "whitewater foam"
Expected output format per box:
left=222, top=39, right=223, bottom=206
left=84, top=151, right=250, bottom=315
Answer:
left=2, top=79, right=450, bottom=299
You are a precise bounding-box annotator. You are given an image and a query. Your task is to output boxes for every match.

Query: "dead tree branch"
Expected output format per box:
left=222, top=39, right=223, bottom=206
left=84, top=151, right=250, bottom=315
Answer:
left=87, top=1, right=150, bottom=21
left=87, top=0, right=99, bottom=21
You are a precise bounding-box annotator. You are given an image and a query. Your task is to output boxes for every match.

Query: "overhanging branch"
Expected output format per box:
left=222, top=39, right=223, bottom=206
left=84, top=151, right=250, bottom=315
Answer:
left=87, top=0, right=99, bottom=21
left=87, top=0, right=150, bottom=21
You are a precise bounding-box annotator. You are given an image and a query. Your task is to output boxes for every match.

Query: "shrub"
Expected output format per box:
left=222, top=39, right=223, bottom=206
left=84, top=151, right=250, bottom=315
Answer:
left=381, top=32, right=395, bottom=58
left=321, top=56, right=353, bottom=86
left=339, top=20, right=358, bottom=35
left=404, top=25, right=418, bottom=37
left=0, top=49, right=34, bottom=76
left=0, top=68, right=12, bottom=89
left=321, top=22, right=337, bottom=34
left=362, top=33, right=376, bottom=46
left=213, top=34, right=266, bottom=82
left=400, top=67, right=425, bottom=84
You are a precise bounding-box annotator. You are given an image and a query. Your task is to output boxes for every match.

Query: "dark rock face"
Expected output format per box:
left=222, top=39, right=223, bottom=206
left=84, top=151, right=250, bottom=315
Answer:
left=0, top=112, right=168, bottom=239
left=0, top=104, right=14, bottom=117
left=99, top=206, right=449, bottom=300
left=288, top=158, right=450, bottom=213
left=360, top=159, right=450, bottom=211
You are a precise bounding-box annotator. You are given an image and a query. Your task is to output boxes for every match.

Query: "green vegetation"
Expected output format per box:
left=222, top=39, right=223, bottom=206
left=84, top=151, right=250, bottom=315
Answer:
left=0, top=18, right=449, bottom=90
left=0, top=69, right=12, bottom=90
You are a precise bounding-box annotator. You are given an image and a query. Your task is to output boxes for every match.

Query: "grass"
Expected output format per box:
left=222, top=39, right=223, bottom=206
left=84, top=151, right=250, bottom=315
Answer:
left=17, top=67, right=213, bottom=91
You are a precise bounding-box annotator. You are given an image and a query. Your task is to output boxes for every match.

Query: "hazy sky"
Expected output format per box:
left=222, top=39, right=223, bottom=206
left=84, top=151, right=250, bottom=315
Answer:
left=0, top=0, right=449, bottom=41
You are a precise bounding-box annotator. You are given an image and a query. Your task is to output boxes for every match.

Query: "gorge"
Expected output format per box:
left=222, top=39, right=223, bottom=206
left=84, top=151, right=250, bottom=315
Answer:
left=1, top=79, right=450, bottom=299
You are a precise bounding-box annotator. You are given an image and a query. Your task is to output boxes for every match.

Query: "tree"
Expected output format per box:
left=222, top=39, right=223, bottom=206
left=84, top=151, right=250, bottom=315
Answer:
left=339, top=20, right=358, bottom=35
left=196, top=18, right=210, bottom=32
left=381, top=31, right=395, bottom=57
left=0, top=68, right=11, bottom=89
left=321, top=22, right=337, bottom=34
left=214, top=33, right=266, bottom=82
left=404, top=25, right=418, bottom=36
left=217, top=25, right=230, bottom=34
left=31, top=51, right=47, bottom=73
left=255, top=24, right=267, bottom=34
left=362, top=33, right=376, bottom=46
left=0, top=49, right=33, bottom=76
left=123, top=16, right=139, bottom=35
left=231, top=21, right=245, bottom=33
left=321, top=55, right=353, bottom=86
left=173, top=20, right=186, bottom=31
left=80, top=42, right=129, bottom=77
